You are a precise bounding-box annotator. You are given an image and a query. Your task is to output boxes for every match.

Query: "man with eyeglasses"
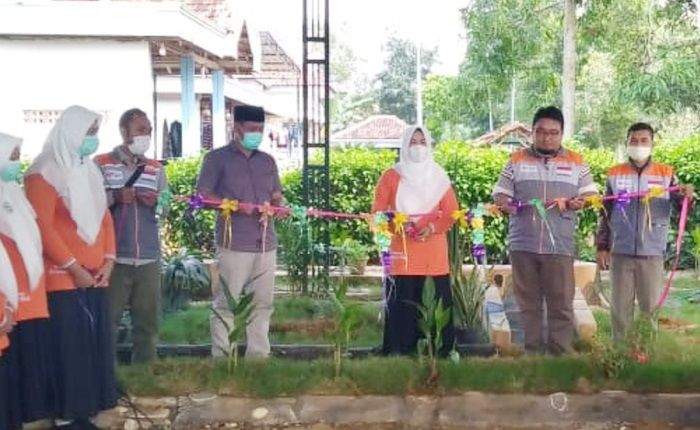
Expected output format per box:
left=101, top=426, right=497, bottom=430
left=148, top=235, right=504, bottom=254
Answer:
left=492, top=106, right=598, bottom=354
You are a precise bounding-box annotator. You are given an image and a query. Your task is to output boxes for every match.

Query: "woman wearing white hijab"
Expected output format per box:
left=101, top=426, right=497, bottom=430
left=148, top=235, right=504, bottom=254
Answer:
left=0, top=131, right=55, bottom=429
left=0, top=132, right=23, bottom=430
left=372, top=125, right=459, bottom=356
left=25, top=106, right=117, bottom=430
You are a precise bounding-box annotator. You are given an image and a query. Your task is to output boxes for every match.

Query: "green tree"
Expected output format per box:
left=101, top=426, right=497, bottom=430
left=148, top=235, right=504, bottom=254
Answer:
left=375, top=37, right=437, bottom=124
left=425, top=0, right=700, bottom=146
left=422, top=0, right=562, bottom=140
left=329, top=31, right=378, bottom=132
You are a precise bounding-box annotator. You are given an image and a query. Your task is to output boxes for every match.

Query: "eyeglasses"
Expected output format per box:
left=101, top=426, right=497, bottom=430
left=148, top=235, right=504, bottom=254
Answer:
left=534, top=129, right=561, bottom=138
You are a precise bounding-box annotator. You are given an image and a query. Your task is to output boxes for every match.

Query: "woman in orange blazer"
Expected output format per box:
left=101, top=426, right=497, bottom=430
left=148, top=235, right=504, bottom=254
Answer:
left=25, top=106, right=117, bottom=430
left=372, top=125, right=458, bottom=356
left=0, top=131, right=51, bottom=429
left=0, top=243, right=18, bottom=430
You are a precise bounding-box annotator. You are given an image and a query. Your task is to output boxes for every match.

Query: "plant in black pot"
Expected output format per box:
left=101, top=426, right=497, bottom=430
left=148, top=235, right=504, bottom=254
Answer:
left=162, top=248, right=211, bottom=313
left=335, top=237, right=370, bottom=275
left=448, top=227, right=488, bottom=345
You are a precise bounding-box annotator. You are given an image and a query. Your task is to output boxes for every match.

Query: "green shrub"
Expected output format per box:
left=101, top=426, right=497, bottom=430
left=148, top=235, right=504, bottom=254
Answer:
left=161, top=137, right=700, bottom=267
left=163, top=155, right=216, bottom=258
left=283, top=147, right=397, bottom=248
left=656, top=136, right=700, bottom=269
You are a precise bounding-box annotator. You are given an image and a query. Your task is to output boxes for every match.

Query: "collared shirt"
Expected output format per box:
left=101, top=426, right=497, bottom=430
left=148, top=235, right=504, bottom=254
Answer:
left=493, top=146, right=597, bottom=256
left=196, top=144, right=282, bottom=253
left=95, top=145, right=168, bottom=264
left=596, top=158, right=682, bottom=256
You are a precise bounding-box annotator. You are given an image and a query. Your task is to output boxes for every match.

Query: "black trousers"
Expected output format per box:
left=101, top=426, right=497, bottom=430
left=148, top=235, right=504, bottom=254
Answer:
left=382, top=275, right=455, bottom=357
left=48, top=288, right=118, bottom=420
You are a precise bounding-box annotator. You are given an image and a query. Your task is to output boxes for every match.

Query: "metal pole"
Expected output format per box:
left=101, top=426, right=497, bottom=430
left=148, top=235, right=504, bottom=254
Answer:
left=416, top=41, right=423, bottom=125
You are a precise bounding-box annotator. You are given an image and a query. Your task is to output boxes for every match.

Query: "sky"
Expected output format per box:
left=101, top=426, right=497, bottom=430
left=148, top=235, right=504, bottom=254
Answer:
left=238, top=0, right=468, bottom=77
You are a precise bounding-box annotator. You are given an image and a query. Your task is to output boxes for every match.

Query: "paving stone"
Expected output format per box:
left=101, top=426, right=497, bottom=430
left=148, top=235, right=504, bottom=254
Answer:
left=173, top=397, right=297, bottom=429
left=402, top=396, right=438, bottom=427
left=297, top=396, right=403, bottom=425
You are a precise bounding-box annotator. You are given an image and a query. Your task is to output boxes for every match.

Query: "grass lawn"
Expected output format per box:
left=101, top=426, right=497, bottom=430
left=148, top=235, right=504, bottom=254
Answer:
left=159, top=296, right=383, bottom=347
left=121, top=275, right=700, bottom=398
left=118, top=353, right=700, bottom=398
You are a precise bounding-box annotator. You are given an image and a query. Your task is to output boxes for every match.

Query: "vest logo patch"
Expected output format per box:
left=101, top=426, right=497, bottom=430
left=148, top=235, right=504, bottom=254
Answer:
left=519, top=164, right=538, bottom=173
left=556, top=166, right=573, bottom=176
left=616, top=178, right=633, bottom=190
left=105, top=170, right=124, bottom=182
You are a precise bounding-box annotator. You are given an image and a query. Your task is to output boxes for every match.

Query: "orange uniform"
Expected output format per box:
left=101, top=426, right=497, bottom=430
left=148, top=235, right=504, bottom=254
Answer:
left=24, top=174, right=115, bottom=292
left=372, top=168, right=459, bottom=276
left=1, top=235, right=47, bottom=322
left=0, top=294, right=8, bottom=354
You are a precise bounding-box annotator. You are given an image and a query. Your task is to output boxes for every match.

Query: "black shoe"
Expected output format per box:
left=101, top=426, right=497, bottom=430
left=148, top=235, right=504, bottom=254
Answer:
left=76, top=419, right=103, bottom=430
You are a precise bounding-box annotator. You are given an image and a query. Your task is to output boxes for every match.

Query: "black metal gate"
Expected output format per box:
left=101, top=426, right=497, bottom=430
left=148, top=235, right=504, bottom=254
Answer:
left=302, top=0, right=330, bottom=291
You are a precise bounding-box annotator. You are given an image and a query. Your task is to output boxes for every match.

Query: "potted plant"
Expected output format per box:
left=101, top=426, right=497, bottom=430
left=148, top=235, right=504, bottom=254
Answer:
left=448, top=227, right=488, bottom=344
left=343, top=238, right=370, bottom=275
left=333, top=237, right=370, bottom=275
left=161, top=248, right=211, bottom=313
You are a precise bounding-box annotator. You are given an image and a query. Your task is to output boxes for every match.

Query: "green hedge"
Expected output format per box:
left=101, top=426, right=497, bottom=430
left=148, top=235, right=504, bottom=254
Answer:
left=162, top=137, right=700, bottom=266
left=163, top=155, right=216, bottom=258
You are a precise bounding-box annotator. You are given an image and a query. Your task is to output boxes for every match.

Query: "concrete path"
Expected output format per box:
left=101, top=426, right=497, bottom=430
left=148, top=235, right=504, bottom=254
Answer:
left=87, top=392, right=700, bottom=429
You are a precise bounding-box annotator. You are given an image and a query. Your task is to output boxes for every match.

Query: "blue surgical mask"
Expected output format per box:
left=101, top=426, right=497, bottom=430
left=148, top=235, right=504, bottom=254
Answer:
left=79, top=136, right=99, bottom=157
left=241, top=132, right=263, bottom=151
left=0, top=161, right=21, bottom=183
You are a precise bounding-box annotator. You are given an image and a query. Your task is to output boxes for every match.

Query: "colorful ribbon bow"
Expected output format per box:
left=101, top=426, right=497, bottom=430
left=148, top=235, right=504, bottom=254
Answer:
left=391, top=212, right=410, bottom=269
left=615, top=190, right=631, bottom=211
left=470, top=217, right=485, bottom=230
left=370, top=213, right=393, bottom=273
left=641, top=187, right=666, bottom=236
left=472, top=243, right=486, bottom=264
left=584, top=194, right=606, bottom=217
left=157, top=188, right=173, bottom=217
left=528, top=198, right=556, bottom=249
left=219, top=199, right=239, bottom=248
left=451, top=209, right=469, bottom=229
left=259, top=201, right=276, bottom=254
left=187, top=193, right=205, bottom=213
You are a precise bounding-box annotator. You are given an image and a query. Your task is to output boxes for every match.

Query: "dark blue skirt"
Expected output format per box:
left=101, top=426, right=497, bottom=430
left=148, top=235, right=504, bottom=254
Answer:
left=0, top=347, right=22, bottom=430
left=48, top=288, right=118, bottom=420
left=6, top=318, right=56, bottom=423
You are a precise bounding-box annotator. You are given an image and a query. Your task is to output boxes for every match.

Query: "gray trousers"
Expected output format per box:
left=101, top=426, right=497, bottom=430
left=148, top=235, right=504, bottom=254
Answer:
left=210, top=249, right=276, bottom=359
left=510, top=251, right=576, bottom=354
left=610, top=254, right=664, bottom=341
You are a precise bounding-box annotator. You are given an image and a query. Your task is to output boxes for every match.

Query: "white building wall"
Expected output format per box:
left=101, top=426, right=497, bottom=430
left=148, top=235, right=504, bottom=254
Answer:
left=0, top=38, right=154, bottom=159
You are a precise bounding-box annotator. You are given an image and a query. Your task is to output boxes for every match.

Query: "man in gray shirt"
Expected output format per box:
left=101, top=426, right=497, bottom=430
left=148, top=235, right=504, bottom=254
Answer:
left=197, top=105, right=283, bottom=359
left=96, top=108, right=169, bottom=363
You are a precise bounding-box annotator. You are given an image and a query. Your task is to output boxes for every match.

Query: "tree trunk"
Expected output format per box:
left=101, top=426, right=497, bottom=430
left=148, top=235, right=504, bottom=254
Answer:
left=487, top=87, right=494, bottom=132
left=562, top=0, right=576, bottom=138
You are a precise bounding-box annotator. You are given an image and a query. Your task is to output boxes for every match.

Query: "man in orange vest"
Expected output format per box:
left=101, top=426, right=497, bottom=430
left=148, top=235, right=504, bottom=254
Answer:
left=596, top=122, right=693, bottom=340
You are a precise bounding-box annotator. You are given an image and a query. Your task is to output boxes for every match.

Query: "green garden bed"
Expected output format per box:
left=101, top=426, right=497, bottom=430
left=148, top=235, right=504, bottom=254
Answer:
left=118, top=277, right=700, bottom=398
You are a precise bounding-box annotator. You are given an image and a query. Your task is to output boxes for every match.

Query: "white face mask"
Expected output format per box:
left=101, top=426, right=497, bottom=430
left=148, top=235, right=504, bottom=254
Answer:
left=627, top=145, right=652, bottom=162
left=407, top=145, right=429, bottom=163
left=130, top=135, right=151, bottom=155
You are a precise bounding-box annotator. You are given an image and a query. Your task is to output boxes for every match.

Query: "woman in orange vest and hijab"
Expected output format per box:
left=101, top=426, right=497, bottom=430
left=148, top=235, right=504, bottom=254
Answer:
left=372, top=125, right=458, bottom=356
left=0, top=229, right=19, bottom=429
left=0, top=131, right=51, bottom=429
left=0, top=133, right=47, bottom=429
left=26, top=106, right=117, bottom=430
